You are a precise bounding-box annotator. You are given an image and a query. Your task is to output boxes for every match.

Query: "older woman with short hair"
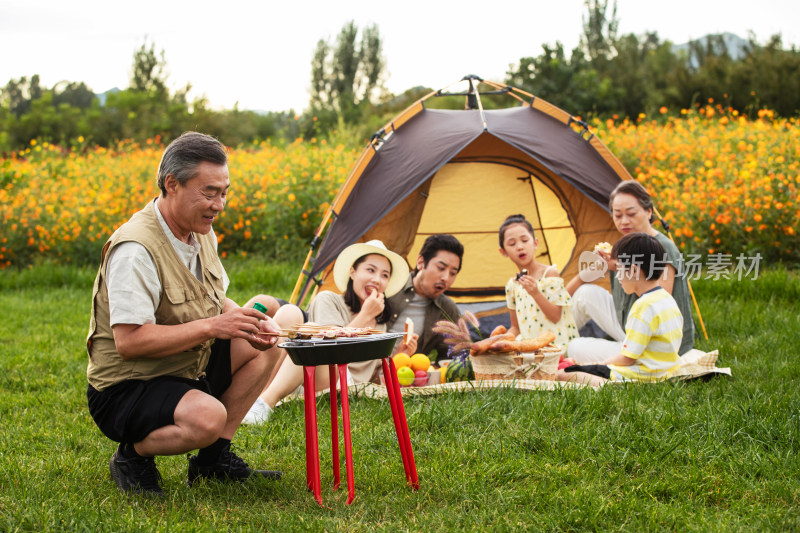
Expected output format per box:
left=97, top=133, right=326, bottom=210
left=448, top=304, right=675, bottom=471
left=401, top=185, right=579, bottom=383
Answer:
left=566, top=181, right=695, bottom=362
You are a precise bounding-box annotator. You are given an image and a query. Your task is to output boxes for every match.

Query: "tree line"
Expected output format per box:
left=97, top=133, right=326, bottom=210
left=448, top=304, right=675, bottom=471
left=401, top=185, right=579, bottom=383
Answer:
left=2, top=0, right=798, bottom=152
left=507, top=1, right=800, bottom=120
left=0, top=43, right=303, bottom=153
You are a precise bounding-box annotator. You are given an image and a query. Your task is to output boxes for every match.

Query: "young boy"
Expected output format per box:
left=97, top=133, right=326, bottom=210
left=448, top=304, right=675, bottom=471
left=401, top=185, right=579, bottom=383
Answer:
left=558, top=232, right=684, bottom=387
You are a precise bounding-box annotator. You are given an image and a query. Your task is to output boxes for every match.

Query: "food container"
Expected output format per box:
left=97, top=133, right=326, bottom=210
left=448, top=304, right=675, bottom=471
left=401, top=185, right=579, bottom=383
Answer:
left=379, top=369, right=441, bottom=387
left=279, top=332, right=405, bottom=366
left=470, top=344, right=563, bottom=380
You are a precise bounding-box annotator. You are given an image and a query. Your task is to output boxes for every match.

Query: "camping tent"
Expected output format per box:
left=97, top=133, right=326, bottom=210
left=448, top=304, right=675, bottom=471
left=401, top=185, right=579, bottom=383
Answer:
left=290, top=76, right=634, bottom=315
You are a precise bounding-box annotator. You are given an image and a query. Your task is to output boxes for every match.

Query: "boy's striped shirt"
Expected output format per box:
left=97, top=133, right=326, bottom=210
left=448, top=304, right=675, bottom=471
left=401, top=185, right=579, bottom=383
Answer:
left=608, top=287, right=683, bottom=381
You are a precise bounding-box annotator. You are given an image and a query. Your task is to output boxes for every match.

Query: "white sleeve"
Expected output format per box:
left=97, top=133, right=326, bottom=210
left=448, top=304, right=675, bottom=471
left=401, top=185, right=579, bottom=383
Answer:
left=106, top=242, right=161, bottom=326
left=210, top=229, right=230, bottom=293
left=220, top=258, right=230, bottom=293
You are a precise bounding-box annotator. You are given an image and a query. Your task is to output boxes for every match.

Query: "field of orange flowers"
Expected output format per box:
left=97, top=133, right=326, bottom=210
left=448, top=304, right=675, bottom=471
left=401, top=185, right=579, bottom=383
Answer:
left=0, top=137, right=356, bottom=268
left=593, top=105, right=799, bottom=266
left=1, top=108, right=797, bottom=269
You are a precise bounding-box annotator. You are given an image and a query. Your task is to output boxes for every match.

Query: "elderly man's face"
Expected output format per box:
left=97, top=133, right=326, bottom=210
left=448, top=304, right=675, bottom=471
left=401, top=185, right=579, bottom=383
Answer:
left=413, top=250, right=460, bottom=299
left=166, top=161, right=229, bottom=237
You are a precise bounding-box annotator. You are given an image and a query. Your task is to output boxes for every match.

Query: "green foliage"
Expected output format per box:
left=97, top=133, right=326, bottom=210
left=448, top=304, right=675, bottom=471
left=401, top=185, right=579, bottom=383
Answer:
left=52, top=81, right=95, bottom=110
left=129, top=41, right=168, bottom=95
left=505, top=1, right=800, bottom=121
left=1, top=74, right=43, bottom=116
left=0, top=42, right=304, bottom=152
left=506, top=43, right=598, bottom=114
left=308, top=21, right=387, bottom=134
left=683, top=34, right=800, bottom=117
left=580, top=0, right=619, bottom=67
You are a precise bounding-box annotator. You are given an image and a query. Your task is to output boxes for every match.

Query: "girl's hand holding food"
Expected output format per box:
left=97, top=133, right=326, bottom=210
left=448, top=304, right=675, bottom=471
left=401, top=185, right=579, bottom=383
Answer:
left=360, top=289, right=385, bottom=319
left=517, top=273, right=541, bottom=297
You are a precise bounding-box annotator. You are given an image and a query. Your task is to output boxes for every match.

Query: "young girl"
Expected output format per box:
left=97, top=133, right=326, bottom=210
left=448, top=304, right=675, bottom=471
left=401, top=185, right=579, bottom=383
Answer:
left=499, top=214, right=578, bottom=350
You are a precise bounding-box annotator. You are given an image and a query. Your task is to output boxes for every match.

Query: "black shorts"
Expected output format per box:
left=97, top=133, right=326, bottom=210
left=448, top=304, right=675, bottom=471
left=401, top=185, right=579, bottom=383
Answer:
left=563, top=364, right=611, bottom=380
left=87, top=340, right=232, bottom=444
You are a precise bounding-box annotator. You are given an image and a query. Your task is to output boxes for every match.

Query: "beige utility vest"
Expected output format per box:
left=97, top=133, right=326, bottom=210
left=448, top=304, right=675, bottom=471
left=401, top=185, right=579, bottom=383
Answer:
left=86, top=199, right=226, bottom=391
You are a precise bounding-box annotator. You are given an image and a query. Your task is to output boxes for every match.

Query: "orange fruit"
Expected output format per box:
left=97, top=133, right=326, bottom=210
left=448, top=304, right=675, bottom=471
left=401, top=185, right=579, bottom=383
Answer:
left=409, top=353, right=430, bottom=372
left=393, top=352, right=412, bottom=368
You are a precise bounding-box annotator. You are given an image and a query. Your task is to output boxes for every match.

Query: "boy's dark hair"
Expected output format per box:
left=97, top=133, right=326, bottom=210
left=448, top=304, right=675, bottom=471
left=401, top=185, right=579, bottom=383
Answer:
left=609, top=181, right=655, bottom=223
left=498, top=214, right=535, bottom=247
left=611, top=232, right=666, bottom=280
left=343, top=254, right=393, bottom=324
left=414, top=234, right=464, bottom=274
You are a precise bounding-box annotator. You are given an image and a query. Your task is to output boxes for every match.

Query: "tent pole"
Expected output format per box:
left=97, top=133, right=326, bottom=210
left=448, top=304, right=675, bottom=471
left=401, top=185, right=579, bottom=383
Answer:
left=291, top=207, right=337, bottom=305
left=686, top=275, right=709, bottom=340
left=654, top=207, right=709, bottom=341
left=465, top=76, right=488, bottom=130
left=290, top=248, right=315, bottom=305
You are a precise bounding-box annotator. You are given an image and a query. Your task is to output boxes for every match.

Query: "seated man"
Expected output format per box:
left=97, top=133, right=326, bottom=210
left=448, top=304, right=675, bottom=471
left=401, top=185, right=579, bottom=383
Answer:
left=385, top=234, right=464, bottom=362
left=86, top=131, right=303, bottom=496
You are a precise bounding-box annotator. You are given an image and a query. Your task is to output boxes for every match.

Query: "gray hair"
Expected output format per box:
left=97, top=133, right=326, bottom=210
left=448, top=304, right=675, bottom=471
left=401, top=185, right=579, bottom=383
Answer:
left=157, top=132, right=227, bottom=195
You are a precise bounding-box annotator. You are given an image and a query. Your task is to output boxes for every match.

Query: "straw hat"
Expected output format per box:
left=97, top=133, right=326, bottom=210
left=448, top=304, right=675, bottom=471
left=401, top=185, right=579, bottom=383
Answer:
left=332, top=240, right=409, bottom=297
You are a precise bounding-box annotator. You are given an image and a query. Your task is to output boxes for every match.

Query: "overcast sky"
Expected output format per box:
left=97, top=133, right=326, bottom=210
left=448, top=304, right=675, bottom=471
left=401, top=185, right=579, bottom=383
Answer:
left=1, top=0, right=798, bottom=113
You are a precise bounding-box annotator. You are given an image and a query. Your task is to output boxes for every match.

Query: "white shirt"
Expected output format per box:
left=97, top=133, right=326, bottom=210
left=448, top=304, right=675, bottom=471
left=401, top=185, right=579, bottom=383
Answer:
left=105, top=198, right=230, bottom=326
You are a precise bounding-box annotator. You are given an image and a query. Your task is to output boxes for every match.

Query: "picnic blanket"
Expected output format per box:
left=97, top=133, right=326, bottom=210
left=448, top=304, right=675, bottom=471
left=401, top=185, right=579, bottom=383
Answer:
left=276, top=349, right=730, bottom=404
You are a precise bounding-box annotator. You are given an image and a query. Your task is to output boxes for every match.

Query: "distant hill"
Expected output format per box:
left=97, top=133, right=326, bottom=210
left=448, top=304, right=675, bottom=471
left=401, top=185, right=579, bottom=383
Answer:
left=96, top=87, right=120, bottom=106
left=672, top=32, right=749, bottom=67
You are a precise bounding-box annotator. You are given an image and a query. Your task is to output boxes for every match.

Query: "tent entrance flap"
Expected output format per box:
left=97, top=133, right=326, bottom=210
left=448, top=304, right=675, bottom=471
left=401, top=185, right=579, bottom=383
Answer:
left=407, top=161, right=577, bottom=299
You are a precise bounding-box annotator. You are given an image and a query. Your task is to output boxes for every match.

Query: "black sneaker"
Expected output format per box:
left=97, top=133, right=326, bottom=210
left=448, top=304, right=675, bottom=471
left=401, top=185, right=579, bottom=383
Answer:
left=109, top=445, right=164, bottom=496
left=187, top=445, right=282, bottom=485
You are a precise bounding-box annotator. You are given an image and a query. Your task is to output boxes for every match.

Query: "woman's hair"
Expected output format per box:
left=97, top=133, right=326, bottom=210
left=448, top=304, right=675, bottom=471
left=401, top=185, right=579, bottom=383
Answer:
left=611, top=232, right=666, bottom=280
left=342, top=254, right=393, bottom=324
left=608, top=181, right=655, bottom=223
left=498, top=214, right=535, bottom=247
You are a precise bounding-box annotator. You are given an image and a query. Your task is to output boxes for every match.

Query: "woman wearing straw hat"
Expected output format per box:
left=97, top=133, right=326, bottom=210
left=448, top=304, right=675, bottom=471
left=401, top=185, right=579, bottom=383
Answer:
left=243, top=240, right=419, bottom=424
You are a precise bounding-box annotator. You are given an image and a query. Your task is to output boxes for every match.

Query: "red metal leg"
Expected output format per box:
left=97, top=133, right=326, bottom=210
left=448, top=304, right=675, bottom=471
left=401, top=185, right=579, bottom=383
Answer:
left=303, top=368, right=313, bottom=491
left=382, top=358, right=413, bottom=483
left=329, top=364, right=340, bottom=490
left=303, top=366, right=323, bottom=505
left=338, top=364, right=356, bottom=505
left=385, top=358, right=420, bottom=490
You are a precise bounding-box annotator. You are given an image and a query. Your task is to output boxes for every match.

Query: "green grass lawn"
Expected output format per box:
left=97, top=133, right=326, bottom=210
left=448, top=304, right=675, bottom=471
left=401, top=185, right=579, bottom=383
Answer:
left=1, top=260, right=798, bottom=531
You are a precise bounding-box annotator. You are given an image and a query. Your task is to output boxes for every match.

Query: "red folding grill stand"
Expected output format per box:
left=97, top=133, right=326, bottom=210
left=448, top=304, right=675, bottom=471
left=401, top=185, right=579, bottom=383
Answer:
left=301, top=357, right=419, bottom=505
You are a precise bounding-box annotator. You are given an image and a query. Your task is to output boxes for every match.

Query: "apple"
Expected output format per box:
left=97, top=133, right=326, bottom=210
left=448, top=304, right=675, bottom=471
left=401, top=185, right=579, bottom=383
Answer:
left=396, top=366, right=415, bottom=386
left=413, top=369, right=428, bottom=387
